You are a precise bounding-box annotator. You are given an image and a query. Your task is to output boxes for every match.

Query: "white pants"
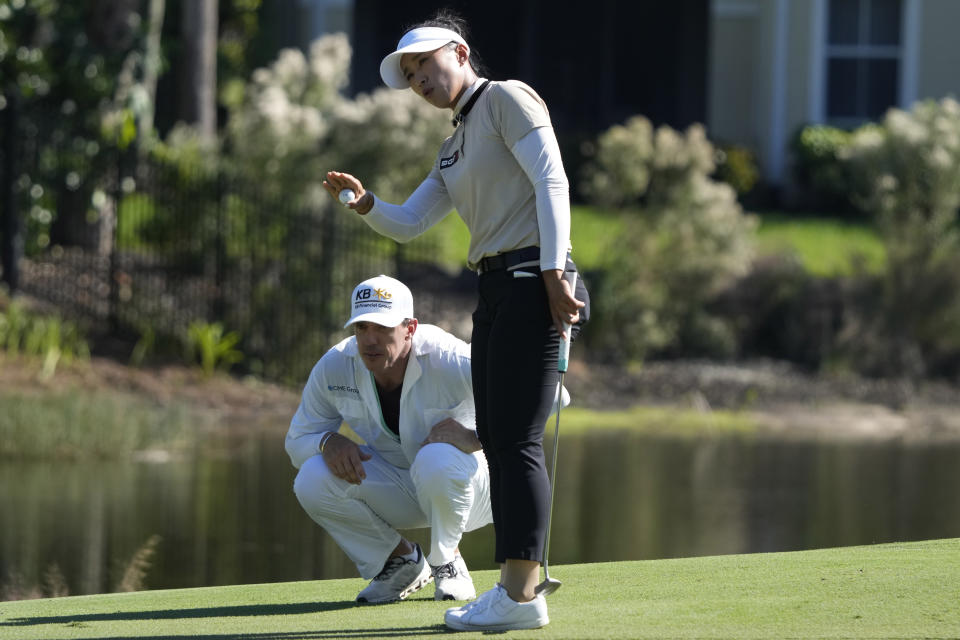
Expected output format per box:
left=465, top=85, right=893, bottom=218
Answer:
left=293, top=442, right=492, bottom=579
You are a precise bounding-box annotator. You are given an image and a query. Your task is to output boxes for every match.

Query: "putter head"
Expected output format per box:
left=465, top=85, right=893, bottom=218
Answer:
left=535, top=577, right=562, bottom=596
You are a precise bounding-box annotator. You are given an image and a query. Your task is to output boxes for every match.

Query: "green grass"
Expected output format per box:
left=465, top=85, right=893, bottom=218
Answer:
left=755, top=212, right=886, bottom=277
left=569, top=205, right=625, bottom=270
left=560, top=405, right=759, bottom=437
left=1, top=539, right=957, bottom=639
left=569, top=207, right=888, bottom=278
left=413, top=206, right=885, bottom=278
left=413, top=205, right=623, bottom=273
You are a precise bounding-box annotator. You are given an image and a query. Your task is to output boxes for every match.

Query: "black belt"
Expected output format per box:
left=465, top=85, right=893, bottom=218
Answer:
left=478, top=246, right=540, bottom=274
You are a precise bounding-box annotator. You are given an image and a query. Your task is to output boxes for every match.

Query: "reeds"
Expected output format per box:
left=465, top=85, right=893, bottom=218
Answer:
left=2, top=536, right=162, bottom=601
left=0, top=389, right=198, bottom=460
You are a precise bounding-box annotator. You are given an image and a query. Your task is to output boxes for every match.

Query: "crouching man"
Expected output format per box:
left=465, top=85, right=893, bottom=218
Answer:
left=286, top=275, right=492, bottom=603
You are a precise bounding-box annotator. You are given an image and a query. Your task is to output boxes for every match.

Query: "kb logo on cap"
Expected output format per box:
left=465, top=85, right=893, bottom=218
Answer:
left=356, top=287, right=392, bottom=302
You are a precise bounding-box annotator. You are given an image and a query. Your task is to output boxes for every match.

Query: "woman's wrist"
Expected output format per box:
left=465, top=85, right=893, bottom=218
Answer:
left=541, top=268, right=563, bottom=279
left=355, top=192, right=374, bottom=215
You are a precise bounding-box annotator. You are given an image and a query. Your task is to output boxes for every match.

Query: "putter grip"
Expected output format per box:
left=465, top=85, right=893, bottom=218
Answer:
left=558, top=271, right=578, bottom=373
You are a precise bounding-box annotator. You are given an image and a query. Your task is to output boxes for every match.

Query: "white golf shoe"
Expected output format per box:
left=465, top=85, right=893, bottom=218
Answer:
left=432, top=554, right=476, bottom=601
left=355, top=543, right=432, bottom=604
left=444, top=583, right=549, bottom=631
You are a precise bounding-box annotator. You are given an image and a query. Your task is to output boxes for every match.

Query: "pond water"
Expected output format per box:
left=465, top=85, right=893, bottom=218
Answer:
left=2, top=430, right=959, bottom=597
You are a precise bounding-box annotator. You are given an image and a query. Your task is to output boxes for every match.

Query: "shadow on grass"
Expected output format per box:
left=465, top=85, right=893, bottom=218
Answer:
left=0, top=600, right=458, bottom=637
left=0, top=600, right=360, bottom=625
left=0, top=600, right=460, bottom=637
left=21, top=628, right=453, bottom=640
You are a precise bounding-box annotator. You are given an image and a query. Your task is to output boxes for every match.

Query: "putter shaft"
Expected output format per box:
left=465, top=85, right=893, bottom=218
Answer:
left=536, top=371, right=565, bottom=596
left=536, top=270, right=577, bottom=597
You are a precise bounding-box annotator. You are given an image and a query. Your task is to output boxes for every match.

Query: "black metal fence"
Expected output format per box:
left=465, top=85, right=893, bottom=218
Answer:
left=1, top=100, right=461, bottom=384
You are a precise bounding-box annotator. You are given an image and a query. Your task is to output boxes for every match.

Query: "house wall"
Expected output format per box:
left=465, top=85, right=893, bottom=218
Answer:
left=709, top=0, right=960, bottom=189
left=708, top=1, right=761, bottom=147
left=710, top=0, right=807, bottom=183
left=916, top=0, right=960, bottom=103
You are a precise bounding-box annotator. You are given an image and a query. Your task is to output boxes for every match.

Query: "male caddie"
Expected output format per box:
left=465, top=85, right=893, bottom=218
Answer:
left=286, top=274, right=492, bottom=603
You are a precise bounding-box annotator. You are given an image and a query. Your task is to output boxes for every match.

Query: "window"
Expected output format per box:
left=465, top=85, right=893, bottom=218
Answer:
left=826, top=0, right=902, bottom=124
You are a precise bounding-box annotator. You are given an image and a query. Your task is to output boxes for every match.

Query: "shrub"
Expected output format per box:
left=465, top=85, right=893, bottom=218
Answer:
left=837, top=97, right=960, bottom=377
left=222, top=34, right=449, bottom=209
left=580, top=116, right=656, bottom=208
left=0, top=302, right=89, bottom=379
left=185, top=321, right=244, bottom=377
left=790, top=124, right=856, bottom=213
left=124, top=35, right=452, bottom=381
left=715, top=144, right=760, bottom=197
left=579, top=117, right=757, bottom=362
left=714, top=254, right=845, bottom=369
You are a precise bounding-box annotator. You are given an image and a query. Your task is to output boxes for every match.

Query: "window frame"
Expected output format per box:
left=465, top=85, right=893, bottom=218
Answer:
left=809, top=0, right=919, bottom=127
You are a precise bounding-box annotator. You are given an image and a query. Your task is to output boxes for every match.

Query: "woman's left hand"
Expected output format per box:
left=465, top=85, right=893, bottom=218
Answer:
left=543, top=269, right=585, bottom=340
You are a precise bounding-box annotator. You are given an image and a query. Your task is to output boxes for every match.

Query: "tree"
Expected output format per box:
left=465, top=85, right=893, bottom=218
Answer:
left=179, top=0, right=218, bottom=141
left=0, top=1, right=141, bottom=254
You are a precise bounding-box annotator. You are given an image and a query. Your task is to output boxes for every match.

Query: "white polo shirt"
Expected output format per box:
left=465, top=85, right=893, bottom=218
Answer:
left=285, top=324, right=475, bottom=470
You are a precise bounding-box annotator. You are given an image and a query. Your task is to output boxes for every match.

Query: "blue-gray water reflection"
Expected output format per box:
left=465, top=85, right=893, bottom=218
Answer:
left=2, top=431, right=959, bottom=596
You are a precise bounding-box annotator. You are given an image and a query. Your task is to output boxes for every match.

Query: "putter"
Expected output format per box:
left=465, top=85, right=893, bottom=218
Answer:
left=536, top=270, right=578, bottom=597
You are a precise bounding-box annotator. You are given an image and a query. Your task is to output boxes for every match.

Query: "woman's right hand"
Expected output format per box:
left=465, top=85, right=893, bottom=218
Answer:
left=323, top=171, right=374, bottom=214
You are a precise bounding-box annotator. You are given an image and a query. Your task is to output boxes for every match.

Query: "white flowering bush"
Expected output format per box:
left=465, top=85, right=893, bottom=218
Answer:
left=326, top=88, right=451, bottom=202
left=836, top=98, right=960, bottom=377
left=843, top=98, right=960, bottom=230
left=579, top=116, right=756, bottom=361
left=145, top=34, right=451, bottom=379
left=218, top=33, right=448, bottom=209
left=225, top=37, right=347, bottom=171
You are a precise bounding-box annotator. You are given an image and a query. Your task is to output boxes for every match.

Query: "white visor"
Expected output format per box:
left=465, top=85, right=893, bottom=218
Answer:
left=379, top=27, right=469, bottom=90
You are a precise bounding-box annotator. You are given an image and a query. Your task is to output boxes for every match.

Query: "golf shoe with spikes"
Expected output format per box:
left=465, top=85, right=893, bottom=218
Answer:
left=431, top=553, right=476, bottom=601
left=355, top=543, right=432, bottom=603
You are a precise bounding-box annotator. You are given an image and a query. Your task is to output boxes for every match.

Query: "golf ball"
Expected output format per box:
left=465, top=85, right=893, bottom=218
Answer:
left=338, top=189, right=356, bottom=205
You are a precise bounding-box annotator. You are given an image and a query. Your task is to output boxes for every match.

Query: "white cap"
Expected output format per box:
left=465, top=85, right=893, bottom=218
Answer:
left=344, top=275, right=414, bottom=329
left=379, top=27, right=469, bottom=90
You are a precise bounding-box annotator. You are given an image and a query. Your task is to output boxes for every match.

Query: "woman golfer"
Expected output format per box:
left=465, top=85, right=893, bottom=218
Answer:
left=323, top=10, right=588, bottom=631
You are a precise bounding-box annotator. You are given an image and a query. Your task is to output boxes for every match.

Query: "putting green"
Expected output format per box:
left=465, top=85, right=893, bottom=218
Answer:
left=1, top=538, right=958, bottom=639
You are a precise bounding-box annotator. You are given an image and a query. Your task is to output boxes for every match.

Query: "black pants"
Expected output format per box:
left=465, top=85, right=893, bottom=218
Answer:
left=471, top=262, right=589, bottom=563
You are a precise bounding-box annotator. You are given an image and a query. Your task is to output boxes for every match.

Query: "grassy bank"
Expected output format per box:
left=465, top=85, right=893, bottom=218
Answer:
left=0, top=388, right=200, bottom=460
left=560, top=405, right=758, bottom=436
left=1, top=361, right=759, bottom=460
left=754, top=212, right=885, bottom=277
left=1, top=539, right=956, bottom=639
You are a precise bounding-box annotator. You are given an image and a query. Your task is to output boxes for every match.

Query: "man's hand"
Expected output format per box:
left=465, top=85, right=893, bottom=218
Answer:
left=421, top=418, right=482, bottom=454
left=321, top=432, right=372, bottom=484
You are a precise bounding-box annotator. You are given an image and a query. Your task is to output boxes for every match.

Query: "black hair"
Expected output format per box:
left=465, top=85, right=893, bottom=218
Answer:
left=404, top=8, right=488, bottom=78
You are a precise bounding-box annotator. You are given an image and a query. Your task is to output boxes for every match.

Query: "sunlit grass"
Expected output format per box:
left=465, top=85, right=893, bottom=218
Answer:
left=1, top=539, right=956, bottom=639
left=405, top=206, right=884, bottom=278
left=570, top=205, right=625, bottom=270
left=559, top=404, right=759, bottom=437
left=417, top=212, right=472, bottom=271
left=413, top=205, right=624, bottom=273
left=755, top=212, right=886, bottom=277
